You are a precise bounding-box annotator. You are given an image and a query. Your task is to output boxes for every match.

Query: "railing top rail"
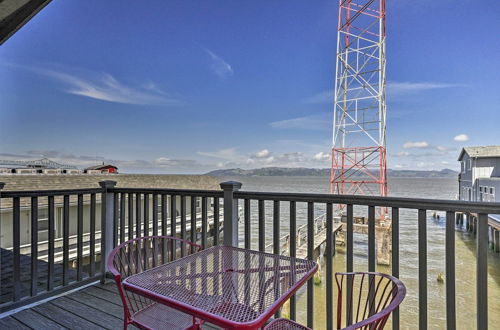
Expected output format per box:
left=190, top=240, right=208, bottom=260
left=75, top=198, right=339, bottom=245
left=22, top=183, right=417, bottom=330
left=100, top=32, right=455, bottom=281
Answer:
left=2, top=185, right=500, bottom=213
left=0, top=187, right=225, bottom=198
left=234, top=190, right=500, bottom=214
left=0, top=188, right=103, bottom=198
left=109, top=187, right=224, bottom=197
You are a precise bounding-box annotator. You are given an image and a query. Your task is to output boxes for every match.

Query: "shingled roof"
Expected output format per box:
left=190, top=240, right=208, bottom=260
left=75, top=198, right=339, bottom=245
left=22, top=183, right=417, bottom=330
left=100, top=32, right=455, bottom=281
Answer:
left=458, top=146, right=500, bottom=160
left=0, top=174, right=221, bottom=209
left=0, top=174, right=221, bottom=191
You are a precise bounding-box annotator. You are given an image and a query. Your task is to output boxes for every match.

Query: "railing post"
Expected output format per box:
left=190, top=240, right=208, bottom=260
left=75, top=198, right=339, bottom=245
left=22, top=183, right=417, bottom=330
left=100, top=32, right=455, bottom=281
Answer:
left=99, top=180, right=117, bottom=282
left=0, top=182, right=6, bottom=302
left=0, top=182, right=4, bottom=251
left=220, top=181, right=242, bottom=247
left=477, top=213, right=488, bottom=330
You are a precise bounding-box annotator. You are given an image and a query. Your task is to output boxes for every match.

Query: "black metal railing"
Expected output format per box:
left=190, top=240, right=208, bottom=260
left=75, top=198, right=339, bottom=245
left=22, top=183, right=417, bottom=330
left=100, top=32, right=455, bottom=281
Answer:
left=231, top=189, right=500, bottom=330
left=1, top=180, right=499, bottom=330
left=0, top=187, right=103, bottom=312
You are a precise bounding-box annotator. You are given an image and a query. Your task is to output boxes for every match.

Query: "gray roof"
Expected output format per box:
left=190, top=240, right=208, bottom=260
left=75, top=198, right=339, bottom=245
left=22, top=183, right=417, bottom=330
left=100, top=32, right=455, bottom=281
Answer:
left=0, top=174, right=221, bottom=209
left=458, top=146, right=500, bottom=161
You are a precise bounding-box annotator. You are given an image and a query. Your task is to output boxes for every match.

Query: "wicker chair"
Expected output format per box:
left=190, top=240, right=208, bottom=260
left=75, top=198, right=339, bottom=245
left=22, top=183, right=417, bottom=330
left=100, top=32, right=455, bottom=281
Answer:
left=108, top=236, right=203, bottom=330
left=335, top=272, right=406, bottom=329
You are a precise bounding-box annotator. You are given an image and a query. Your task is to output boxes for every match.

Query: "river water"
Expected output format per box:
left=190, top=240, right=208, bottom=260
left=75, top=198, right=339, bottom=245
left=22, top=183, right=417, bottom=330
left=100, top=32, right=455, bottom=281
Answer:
left=220, top=176, right=500, bottom=329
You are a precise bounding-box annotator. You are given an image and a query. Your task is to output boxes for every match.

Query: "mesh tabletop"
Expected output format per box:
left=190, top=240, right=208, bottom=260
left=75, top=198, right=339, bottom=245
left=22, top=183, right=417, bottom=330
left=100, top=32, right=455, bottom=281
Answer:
left=123, top=246, right=317, bottom=328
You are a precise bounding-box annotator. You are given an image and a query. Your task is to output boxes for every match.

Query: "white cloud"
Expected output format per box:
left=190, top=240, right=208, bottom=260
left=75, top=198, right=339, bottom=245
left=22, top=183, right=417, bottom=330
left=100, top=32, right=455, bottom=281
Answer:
left=270, top=115, right=330, bottom=130
left=154, top=157, right=198, bottom=168
left=313, top=152, right=330, bottom=161
left=403, top=141, right=429, bottom=149
left=304, top=81, right=463, bottom=104
left=453, top=134, right=469, bottom=142
left=197, top=148, right=240, bottom=161
left=204, top=48, right=233, bottom=78
left=20, top=65, right=182, bottom=106
left=254, top=149, right=270, bottom=158
left=387, top=81, right=462, bottom=96
left=264, top=156, right=275, bottom=164
left=396, top=151, right=410, bottom=157
left=303, top=90, right=333, bottom=104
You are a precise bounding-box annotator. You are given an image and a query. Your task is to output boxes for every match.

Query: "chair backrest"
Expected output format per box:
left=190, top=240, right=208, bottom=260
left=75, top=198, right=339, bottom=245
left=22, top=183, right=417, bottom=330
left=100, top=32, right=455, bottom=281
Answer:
left=107, top=236, right=203, bottom=319
left=335, top=272, right=406, bottom=330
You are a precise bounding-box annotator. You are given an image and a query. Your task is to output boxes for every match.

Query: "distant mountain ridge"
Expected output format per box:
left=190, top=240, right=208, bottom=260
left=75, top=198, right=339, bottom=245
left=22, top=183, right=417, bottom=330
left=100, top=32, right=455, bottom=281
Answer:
left=207, top=167, right=458, bottom=178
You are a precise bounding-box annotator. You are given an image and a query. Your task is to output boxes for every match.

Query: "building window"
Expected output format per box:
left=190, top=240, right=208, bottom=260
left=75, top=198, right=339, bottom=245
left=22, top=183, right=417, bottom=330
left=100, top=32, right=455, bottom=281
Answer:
left=38, top=208, right=50, bottom=242
left=461, top=161, right=465, bottom=173
left=468, top=159, right=472, bottom=170
left=38, top=209, right=49, bottom=230
left=491, top=187, right=496, bottom=201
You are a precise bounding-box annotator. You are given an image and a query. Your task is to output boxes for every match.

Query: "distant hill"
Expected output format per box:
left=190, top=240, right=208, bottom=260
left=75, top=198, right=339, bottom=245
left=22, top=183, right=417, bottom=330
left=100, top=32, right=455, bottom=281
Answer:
left=207, top=167, right=458, bottom=178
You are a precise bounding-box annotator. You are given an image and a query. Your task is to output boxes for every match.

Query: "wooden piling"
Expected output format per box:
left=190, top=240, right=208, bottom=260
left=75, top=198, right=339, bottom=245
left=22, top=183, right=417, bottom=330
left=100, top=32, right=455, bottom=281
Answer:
left=495, top=229, right=500, bottom=253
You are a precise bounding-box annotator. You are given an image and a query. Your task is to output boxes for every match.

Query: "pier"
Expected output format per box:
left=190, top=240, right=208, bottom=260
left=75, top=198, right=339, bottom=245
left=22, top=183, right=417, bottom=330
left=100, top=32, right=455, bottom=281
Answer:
left=266, top=213, right=343, bottom=261
left=456, top=212, right=500, bottom=253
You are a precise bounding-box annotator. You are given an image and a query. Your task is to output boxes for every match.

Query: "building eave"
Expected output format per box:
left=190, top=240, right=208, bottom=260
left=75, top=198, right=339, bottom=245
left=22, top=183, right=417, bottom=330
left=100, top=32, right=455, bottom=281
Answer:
left=0, top=0, right=52, bottom=45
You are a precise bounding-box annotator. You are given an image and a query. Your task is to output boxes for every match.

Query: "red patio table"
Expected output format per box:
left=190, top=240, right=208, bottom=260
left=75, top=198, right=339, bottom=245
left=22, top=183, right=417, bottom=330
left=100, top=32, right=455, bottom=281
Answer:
left=123, top=245, right=318, bottom=329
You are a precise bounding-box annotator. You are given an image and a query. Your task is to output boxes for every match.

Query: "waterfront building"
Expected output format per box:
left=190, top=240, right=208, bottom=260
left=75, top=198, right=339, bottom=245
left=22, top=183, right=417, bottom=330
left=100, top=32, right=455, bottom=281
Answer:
left=458, top=146, right=500, bottom=244
left=458, top=146, right=500, bottom=202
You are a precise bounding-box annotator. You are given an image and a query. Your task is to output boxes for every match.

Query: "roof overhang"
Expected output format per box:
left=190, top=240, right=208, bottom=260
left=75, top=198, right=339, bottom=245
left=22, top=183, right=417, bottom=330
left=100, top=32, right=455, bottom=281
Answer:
left=457, top=148, right=466, bottom=161
left=0, top=0, right=52, bottom=45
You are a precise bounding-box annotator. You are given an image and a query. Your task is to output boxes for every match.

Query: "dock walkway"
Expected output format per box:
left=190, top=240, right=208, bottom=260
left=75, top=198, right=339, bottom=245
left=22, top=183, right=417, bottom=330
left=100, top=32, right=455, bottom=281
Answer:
left=267, top=213, right=343, bottom=260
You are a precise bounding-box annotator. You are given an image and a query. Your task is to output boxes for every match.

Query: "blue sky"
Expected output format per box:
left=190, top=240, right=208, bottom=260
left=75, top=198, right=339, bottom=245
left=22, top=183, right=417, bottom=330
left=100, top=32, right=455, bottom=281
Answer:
left=1, top=0, right=499, bottom=173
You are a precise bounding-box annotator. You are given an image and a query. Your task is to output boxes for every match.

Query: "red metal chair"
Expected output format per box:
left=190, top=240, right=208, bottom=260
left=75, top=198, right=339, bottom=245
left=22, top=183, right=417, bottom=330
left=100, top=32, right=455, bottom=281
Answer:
left=265, top=318, right=310, bottom=329
left=335, top=272, right=406, bottom=330
left=108, top=235, right=204, bottom=330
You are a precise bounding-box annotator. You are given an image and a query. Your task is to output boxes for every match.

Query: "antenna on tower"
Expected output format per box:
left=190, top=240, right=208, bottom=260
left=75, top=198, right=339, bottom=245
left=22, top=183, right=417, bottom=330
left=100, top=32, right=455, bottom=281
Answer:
left=331, top=0, right=388, bottom=216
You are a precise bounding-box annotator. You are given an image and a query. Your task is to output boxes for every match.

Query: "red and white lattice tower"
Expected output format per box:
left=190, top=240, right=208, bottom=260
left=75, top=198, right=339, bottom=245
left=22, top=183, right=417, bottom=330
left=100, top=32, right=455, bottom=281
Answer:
left=331, top=0, right=388, bottom=208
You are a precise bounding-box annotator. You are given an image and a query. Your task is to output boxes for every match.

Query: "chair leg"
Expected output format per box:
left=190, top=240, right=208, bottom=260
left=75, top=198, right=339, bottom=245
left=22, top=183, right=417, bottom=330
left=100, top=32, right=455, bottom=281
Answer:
left=185, top=316, right=203, bottom=330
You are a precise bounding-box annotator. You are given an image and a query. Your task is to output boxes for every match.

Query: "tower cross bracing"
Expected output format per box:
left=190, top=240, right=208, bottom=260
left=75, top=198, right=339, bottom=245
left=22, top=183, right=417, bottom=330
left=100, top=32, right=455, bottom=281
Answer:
left=331, top=0, right=388, bottom=202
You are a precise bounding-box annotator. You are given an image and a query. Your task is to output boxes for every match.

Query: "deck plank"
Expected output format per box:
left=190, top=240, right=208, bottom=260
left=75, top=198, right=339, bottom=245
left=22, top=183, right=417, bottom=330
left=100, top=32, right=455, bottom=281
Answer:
left=50, top=296, right=123, bottom=330
left=97, top=281, right=119, bottom=293
left=65, top=291, right=140, bottom=330
left=83, top=285, right=123, bottom=305
left=2, top=283, right=200, bottom=330
left=0, top=316, right=31, bottom=329
left=66, top=291, right=124, bottom=316
left=32, top=302, right=102, bottom=330
left=10, top=308, right=67, bottom=330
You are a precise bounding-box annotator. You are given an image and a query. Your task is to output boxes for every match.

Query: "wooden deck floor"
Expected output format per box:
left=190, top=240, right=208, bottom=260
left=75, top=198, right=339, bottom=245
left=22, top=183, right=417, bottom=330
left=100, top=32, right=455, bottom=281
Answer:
left=0, top=281, right=219, bottom=330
